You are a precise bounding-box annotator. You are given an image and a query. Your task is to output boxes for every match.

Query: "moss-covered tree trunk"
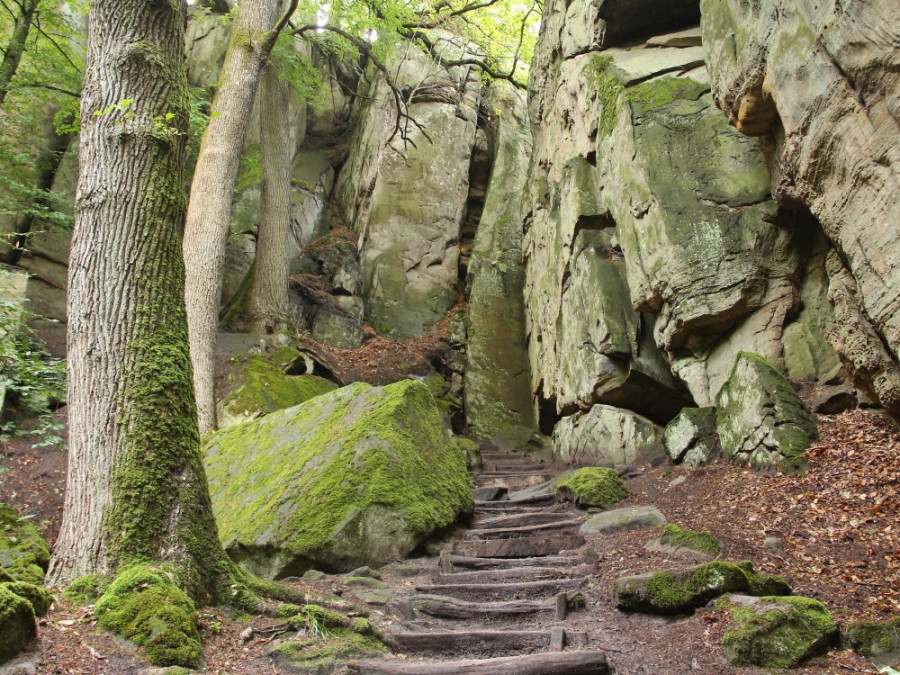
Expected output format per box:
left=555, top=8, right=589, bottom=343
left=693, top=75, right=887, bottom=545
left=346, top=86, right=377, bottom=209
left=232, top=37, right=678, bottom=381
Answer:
left=0, top=0, right=39, bottom=109
left=48, top=0, right=233, bottom=603
left=183, top=0, right=287, bottom=435
left=247, top=59, right=292, bottom=330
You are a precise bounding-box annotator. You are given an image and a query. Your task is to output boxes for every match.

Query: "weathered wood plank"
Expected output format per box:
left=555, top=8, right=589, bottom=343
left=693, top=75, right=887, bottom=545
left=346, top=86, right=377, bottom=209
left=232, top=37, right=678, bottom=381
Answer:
left=451, top=535, right=584, bottom=558
left=409, top=594, right=554, bottom=619
left=348, top=650, right=609, bottom=674
left=476, top=512, right=576, bottom=529
left=415, top=577, right=585, bottom=602
left=447, top=554, right=583, bottom=570
left=467, top=519, right=583, bottom=540
left=432, top=564, right=594, bottom=584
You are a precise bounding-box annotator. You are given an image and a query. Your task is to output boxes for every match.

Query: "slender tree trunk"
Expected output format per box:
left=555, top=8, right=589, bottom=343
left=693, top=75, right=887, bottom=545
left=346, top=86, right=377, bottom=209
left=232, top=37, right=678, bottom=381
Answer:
left=247, top=60, right=292, bottom=329
left=0, top=0, right=39, bottom=109
left=183, top=0, right=284, bottom=435
left=49, top=0, right=232, bottom=603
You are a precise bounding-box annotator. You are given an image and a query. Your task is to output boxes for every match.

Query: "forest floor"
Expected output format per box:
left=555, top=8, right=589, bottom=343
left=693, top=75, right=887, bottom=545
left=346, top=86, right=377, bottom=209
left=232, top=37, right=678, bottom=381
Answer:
left=1, top=328, right=898, bottom=674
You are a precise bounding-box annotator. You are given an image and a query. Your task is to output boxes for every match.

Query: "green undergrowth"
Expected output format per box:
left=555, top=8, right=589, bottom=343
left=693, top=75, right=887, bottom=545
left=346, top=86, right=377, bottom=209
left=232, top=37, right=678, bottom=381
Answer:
left=721, top=596, right=837, bottom=668
left=556, top=467, right=627, bottom=509
left=659, top=524, right=721, bottom=556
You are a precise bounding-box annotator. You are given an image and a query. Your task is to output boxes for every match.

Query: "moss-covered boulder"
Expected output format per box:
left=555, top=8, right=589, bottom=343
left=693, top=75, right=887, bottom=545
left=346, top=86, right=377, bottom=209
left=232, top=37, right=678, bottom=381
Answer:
left=94, top=564, right=202, bottom=668
left=0, top=582, right=53, bottom=617
left=0, top=504, right=50, bottom=585
left=204, top=379, right=473, bottom=578
left=720, top=594, right=838, bottom=668
left=556, top=467, right=627, bottom=509
left=612, top=560, right=790, bottom=614
left=216, top=351, right=338, bottom=428
left=646, top=524, right=721, bottom=559
left=0, top=584, right=36, bottom=663
left=716, top=352, right=818, bottom=472
left=843, top=616, right=900, bottom=665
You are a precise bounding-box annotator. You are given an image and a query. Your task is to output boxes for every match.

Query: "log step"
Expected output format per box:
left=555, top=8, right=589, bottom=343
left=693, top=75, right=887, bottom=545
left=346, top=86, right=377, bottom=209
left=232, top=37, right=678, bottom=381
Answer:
left=432, top=564, right=594, bottom=585
left=415, top=578, right=585, bottom=602
left=348, top=650, right=609, bottom=674
left=475, top=512, right=575, bottom=529
left=473, top=474, right=555, bottom=489
left=409, top=594, right=555, bottom=619
left=447, top=554, right=584, bottom=570
left=473, top=486, right=508, bottom=502
left=451, top=535, right=585, bottom=559
left=467, top=519, right=583, bottom=541
left=475, top=493, right=555, bottom=508
left=389, top=629, right=588, bottom=656
left=482, top=461, right=545, bottom=472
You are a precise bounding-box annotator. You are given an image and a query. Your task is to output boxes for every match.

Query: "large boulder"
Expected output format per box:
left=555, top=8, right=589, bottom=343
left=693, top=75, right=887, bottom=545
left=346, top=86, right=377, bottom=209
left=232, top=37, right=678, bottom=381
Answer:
left=0, top=504, right=50, bottom=585
left=0, top=585, right=36, bottom=664
left=203, top=380, right=473, bottom=578
left=664, top=407, right=719, bottom=468
left=553, top=404, right=666, bottom=471
left=701, top=0, right=900, bottom=419
left=716, top=352, right=818, bottom=472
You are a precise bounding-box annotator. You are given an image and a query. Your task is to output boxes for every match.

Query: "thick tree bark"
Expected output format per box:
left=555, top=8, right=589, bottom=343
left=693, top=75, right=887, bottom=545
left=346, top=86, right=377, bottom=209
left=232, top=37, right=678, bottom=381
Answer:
left=247, top=60, right=292, bottom=330
left=49, top=0, right=232, bottom=603
left=0, top=0, right=39, bottom=109
left=183, top=0, right=285, bottom=435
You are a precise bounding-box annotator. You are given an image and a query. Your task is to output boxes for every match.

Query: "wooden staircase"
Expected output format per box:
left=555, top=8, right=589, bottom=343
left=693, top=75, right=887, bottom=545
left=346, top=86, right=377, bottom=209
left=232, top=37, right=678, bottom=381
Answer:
left=347, top=442, right=610, bottom=674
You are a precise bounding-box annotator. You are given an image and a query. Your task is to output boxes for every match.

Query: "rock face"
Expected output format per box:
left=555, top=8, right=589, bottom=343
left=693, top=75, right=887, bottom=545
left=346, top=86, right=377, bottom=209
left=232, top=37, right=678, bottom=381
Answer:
left=716, top=352, right=819, bottom=471
left=553, top=405, right=666, bottom=472
left=335, top=33, right=483, bottom=339
left=464, top=83, right=536, bottom=440
left=203, top=380, right=473, bottom=578
left=701, top=0, right=900, bottom=423
left=664, top=407, right=719, bottom=468
left=0, top=270, right=29, bottom=417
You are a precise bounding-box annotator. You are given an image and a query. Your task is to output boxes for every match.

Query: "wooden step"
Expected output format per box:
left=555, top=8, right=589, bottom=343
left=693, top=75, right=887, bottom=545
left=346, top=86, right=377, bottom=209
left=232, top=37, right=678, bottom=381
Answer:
left=475, top=493, right=555, bottom=508
left=389, top=629, right=588, bottom=656
left=432, top=564, right=594, bottom=585
left=466, top=519, right=583, bottom=541
left=409, top=594, right=555, bottom=619
left=473, top=486, right=508, bottom=502
left=447, top=554, right=584, bottom=570
left=451, top=535, right=584, bottom=558
left=482, top=461, right=545, bottom=472
left=475, top=512, right=574, bottom=529
left=348, top=650, right=610, bottom=674
left=473, top=473, right=555, bottom=489
left=415, top=578, right=585, bottom=602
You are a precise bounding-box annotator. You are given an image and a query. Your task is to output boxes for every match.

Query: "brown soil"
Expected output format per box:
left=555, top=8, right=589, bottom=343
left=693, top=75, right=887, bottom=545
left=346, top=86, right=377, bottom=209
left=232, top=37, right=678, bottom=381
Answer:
left=2, top=339, right=897, bottom=674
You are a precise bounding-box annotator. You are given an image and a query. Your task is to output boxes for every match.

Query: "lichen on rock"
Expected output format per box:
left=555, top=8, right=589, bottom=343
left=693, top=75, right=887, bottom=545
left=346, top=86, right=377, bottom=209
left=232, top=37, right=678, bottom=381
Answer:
left=556, top=467, right=627, bottom=509
left=204, top=379, right=473, bottom=578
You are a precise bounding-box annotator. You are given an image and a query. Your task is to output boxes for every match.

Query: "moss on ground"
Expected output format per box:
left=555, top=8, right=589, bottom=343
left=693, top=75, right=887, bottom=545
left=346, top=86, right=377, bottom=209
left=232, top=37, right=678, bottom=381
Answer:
left=659, top=524, right=721, bottom=556
left=615, top=561, right=790, bottom=614
left=0, top=503, right=51, bottom=585
left=94, top=563, right=202, bottom=668
left=556, top=467, right=627, bottom=509
left=721, top=596, right=837, bottom=668
left=1, top=582, right=53, bottom=617
left=64, top=573, right=108, bottom=605
left=0, top=583, right=36, bottom=662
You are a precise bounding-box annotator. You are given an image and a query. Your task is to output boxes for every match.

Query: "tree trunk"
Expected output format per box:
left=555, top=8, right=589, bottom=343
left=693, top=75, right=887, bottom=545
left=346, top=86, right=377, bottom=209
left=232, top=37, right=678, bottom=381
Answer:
left=183, top=0, right=284, bottom=435
left=247, top=60, right=292, bottom=330
left=49, top=0, right=232, bottom=603
left=0, top=0, right=39, bottom=109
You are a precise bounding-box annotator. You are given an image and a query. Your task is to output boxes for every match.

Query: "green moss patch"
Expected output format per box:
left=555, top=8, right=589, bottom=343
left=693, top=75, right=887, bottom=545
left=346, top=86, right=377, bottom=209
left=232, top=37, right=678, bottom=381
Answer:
left=721, top=595, right=837, bottom=668
left=613, top=561, right=790, bottom=614
left=657, top=524, right=721, bottom=557
left=64, top=573, right=108, bottom=605
left=0, top=504, right=51, bottom=584
left=218, top=353, right=337, bottom=427
left=204, top=379, right=473, bottom=578
left=0, top=584, right=36, bottom=662
left=94, top=563, right=202, bottom=668
left=1, top=582, right=53, bottom=617
left=453, top=437, right=481, bottom=470
left=630, top=75, right=709, bottom=112
left=843, top=616, right=900, bottom=660
left=556, top=467, right=627, bottom=509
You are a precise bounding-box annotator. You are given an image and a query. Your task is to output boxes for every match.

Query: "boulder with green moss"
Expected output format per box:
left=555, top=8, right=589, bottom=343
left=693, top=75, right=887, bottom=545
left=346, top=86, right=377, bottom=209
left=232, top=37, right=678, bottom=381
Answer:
left=665, top=407, right=720, bottom=468
left=720, top=594, right=837, bottom=668
left=646, top=524, right=720, bottom=558
left=612, top=560, right=790, bottom=614
left=216, top=351, right=338, bottom=428
left=204, top=379, right=473, bottom=579
left=0, top=504, right=50, bottom=585
left=556, top=467, right=627, bottom=509
left=0, top=582, right=53, bottom=617
left=94, top=563, right=202, bottom=668
left=716, top=352, right=819, bottom=472
left=843, top=616, right=900, bottom=666
left=0, top=584, right=36, bottom=663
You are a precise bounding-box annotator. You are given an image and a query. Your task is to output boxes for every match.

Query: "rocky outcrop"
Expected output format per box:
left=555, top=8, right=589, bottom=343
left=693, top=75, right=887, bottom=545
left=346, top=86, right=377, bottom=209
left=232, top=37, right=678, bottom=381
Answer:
left=335, top=33, right=482, bottom=339
left=464, top=83, right=535, bottom=440
left=0, top=269, right=29, bottom=417
left=701, top=0, right=900, bottom=422
left=203, top=379, right=473, bottom=578
left=716, top=352, right=819, bottom=472
left=664, top=407, right=719, bottom=468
